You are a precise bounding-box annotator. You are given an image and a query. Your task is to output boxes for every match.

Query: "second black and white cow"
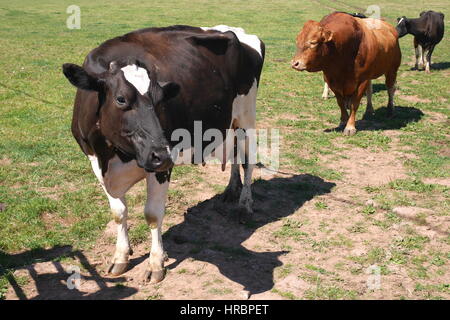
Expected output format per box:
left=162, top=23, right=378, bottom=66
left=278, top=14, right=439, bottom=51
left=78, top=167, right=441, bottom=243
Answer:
left=396, top=11, right=445, bottom=72
left=62, top=25, right=265, bottom=283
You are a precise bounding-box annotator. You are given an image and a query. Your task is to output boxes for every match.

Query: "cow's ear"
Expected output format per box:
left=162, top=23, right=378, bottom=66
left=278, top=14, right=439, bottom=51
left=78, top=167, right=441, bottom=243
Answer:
left=186, top=31, right=237, bottom=55
left=150, top=81, right=180, bottom=105
left=322, top=29, right=333, bottom=43
left=159, top=82, right=180, bottom=101
left=62, top=63, right=103, bottom=91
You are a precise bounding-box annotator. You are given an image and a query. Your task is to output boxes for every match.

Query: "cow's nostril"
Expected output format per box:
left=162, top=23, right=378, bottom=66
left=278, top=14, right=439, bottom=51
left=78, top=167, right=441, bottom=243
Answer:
left=292, top=61, right=300, bottom=68
left=151, top=152, right=161, bottom=163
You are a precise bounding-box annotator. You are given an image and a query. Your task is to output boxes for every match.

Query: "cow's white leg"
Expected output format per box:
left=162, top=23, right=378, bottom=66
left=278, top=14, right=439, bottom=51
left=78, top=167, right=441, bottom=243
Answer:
left=88, top=155, right=135, bottom=275
left=234, top=80, right=257, bottom=217
left=415, top=45, right=422, bottom=70
left=143, top=172, right=169, bottom=283
left=421, top=47, right=426, bottom=70
left=425, top=45, right=435, bottom=73
left=322, top=82, right=329, bottom=99
left=364, top=80, right=374, bottom=118
left=239, top=162, right=254, bottom=215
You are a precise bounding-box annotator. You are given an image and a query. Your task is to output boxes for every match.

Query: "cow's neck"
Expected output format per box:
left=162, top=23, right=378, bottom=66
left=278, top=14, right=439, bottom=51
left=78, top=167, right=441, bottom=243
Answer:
left=406, top=18, right=422, bottom=37
left=321, top=42, right=357, bottom=95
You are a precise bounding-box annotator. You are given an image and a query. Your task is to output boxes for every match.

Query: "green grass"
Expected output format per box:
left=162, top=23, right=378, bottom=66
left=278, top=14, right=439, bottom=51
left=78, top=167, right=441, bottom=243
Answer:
left=0, top=0, right=449, bottom=300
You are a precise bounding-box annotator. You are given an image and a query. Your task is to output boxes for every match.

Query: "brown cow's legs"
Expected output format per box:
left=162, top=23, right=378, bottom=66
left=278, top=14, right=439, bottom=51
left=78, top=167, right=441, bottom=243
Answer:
left=336, top=94, right=350, bottom=128
left=343, top=97, right=359, bottom=136
left=343, top=82, right=368, bottom=135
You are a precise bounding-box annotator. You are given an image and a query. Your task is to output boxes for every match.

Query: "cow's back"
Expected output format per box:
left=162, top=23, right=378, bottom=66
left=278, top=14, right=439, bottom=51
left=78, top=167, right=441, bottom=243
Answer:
left=355, top=18, right=401, bottom=79
left=421, top=11, right=445, bottom=43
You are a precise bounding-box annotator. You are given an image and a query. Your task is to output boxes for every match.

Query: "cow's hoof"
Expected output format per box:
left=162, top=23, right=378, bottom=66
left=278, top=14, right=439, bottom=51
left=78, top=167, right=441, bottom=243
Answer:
left=107, top=262, right=128, bottom=276
left=142, top=269, right=166, bottom=283
left=151, top=269, right=166, bottom=283
left=343, top=127, right=357, bottom=136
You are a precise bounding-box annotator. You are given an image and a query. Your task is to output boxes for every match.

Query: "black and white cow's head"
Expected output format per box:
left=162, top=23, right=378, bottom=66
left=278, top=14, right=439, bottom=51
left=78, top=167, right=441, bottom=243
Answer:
left=62, top=60, right=179, bottom=172
left=396, top=16, right=409, bottom=38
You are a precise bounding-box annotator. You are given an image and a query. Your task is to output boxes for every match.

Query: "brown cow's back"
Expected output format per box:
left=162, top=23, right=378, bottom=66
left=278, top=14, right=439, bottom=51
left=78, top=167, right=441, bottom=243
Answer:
left=319, top=12, right=400, bottom=83
left=354, top=18, right=401, bottom=80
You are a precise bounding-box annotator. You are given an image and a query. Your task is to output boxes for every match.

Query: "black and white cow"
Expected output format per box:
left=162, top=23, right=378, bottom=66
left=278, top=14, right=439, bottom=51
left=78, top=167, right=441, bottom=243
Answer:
left=396, top=11, right=445, bottom=72
left=62, top=25, right=265, bottom=283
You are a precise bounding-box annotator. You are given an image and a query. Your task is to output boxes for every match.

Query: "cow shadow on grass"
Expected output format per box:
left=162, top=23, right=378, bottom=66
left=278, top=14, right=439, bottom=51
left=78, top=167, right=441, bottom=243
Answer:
left=431, top=62, right=450, bottom=70
left=158, top=173, right=335, bottom=295
left=408, top=62, right=450, bottom=71
left=0, top=246, right=137, bottom=300
left=325, top=105, right=424, bottom=133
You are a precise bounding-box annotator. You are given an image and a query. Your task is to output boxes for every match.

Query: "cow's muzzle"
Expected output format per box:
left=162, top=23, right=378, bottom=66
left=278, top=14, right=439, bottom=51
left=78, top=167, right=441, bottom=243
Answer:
left=142, top=147, right=174, bottom=172
left=291, top=59, right=307, bottom=71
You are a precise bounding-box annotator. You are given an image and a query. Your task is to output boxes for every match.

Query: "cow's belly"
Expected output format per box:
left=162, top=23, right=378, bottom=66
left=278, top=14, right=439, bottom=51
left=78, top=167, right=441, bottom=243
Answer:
left=172, top=79, right=257, bottom=167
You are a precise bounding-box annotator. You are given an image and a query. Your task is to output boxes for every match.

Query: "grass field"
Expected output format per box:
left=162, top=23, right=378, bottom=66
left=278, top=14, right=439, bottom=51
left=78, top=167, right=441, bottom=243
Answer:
left=0, top=0, right=449, bottom=299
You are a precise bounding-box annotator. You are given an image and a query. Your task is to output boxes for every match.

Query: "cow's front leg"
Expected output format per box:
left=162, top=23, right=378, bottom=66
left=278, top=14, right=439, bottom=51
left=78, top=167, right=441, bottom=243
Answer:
left=88, top=155, right=133, bottom=276
left=107, top=196, right=132, bottom=276
left=239, top=162, right=254, bottom=219
left=221, top=163, right=243, bottom=202
left=414, top=39, right=422, bottom=70
left=143, top=172, right=169, bottom=283
left=335, top=94, right=350, bottom=130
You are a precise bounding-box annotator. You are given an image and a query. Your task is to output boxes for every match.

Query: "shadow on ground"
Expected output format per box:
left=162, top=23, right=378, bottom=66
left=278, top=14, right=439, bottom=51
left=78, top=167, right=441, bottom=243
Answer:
left=325, top=105, right=424, bottom=133
left=408, top=62, right=450, bottom=71
left=2, top=174, right=335, bottom=298
left=0, top=246, right=137, bottom=300
left=159, top=173, right=336, bottom=295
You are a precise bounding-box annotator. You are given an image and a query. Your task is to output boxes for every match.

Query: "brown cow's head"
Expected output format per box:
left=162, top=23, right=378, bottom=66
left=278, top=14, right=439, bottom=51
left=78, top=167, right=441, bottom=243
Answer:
left=291, top=20, right=333, bottom=72
left=62, top=61, right=179, bottom=172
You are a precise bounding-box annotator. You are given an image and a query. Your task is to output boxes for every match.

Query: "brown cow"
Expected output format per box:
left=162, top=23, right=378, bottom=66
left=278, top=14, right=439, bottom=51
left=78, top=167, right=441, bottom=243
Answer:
left=292, top=12, right=401, bottom=135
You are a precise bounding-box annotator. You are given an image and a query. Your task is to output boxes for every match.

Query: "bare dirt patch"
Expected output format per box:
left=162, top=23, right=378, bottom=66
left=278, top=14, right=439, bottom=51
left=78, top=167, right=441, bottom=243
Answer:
left=398, top=95, right=431, bottom=104
left=322, top=147, right=408, bottom=186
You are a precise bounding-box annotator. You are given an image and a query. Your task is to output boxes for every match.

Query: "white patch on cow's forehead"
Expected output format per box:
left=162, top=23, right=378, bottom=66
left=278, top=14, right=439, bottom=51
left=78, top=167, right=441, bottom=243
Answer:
left=397, top=18, right=404, bottom=25
left=201, top=25, right=262, bottom=57
left=121, top=64, right=150, bottom=95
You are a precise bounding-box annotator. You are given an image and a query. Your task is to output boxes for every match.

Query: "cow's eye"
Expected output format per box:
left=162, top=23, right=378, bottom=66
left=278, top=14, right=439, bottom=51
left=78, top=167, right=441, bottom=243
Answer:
left=116, top=96, right=126, bottom=107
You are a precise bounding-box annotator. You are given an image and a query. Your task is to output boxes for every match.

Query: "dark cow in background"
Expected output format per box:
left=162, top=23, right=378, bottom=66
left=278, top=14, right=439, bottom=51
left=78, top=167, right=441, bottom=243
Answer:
left=62, top=25, right=265, bottom=283
left=292, top=12, right=401, bottom=136
left=396, top=10, right=445, bottom=73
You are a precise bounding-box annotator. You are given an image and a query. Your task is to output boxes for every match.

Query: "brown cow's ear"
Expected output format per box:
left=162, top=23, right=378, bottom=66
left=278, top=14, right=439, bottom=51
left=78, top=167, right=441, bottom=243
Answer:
left=323, top=29, right=333, bottom=43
